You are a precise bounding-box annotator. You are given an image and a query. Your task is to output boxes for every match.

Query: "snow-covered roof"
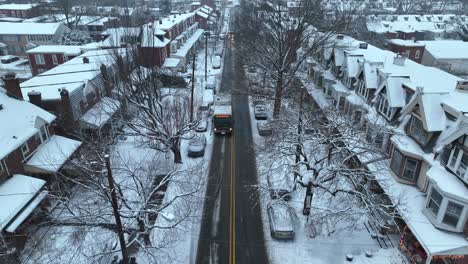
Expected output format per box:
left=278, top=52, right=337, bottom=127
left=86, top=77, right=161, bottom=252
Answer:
left=0, top=174, right=46, bottom=232
left=0, top=3, right=37, bottom=10
left=427, top=164, right=468, bottom=203
left=155, top=12, right=195, bottom=31
left=77, top=16, right=117, bottom=26
left=375, top=76, right=408, bottom=108
left=21, top=48, right=126, bottom=101
left=100, top=27, right=140, bottom=47
left=25, top=135, right=82, bottom=173
left=366, top=14, right=461, bottom=34
left=173, top=28, right=204, bottom=58
left=162, top=57, right=181, bottom=68
left=26, top=45, right=85, bottom=55
left=419, top=40, right=468, bottom=60
left=0, top=16, right=23, bottom=22
left=0, top=90, right=56, bottom=160
left=79, top=96, right=120, bottom=129
left=387, top=39, right=425, bottom=47
left=0, top=22, right=65, bottom=35
left=141, top=23, right=171, bottom=48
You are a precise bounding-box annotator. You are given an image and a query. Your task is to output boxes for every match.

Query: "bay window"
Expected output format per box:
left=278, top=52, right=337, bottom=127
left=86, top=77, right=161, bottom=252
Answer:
left=443, top=201, right=463, bottom=227
left=427, top=188, right=443, bottom=216
left=390, top=149, right=420, bottom=182
left=447, top=145, right=468, bottom=183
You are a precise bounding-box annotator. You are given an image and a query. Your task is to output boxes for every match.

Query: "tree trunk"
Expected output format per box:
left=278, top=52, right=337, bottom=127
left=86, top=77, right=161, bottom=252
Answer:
left=171, top=138, right=183, bottom=164
left=273, top=74, right=284, bottom=118
left=137, top=217, right=151, bottom=246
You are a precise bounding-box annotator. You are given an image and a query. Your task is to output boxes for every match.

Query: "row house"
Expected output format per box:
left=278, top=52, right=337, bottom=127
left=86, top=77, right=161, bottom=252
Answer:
left=76, top=16, right=120, bottom=40
left=0, top=74, right=81, bottom=246
left=0, top=22, right=69, bottom=56
left=0, top=3, right=41, bottom=18
left=366, top=14, right=464, bottom=41
left=19, top=49, right=124, bottom=139
left=386, top=39, right=425, bottom=64
left=26, top=45, right=93, bottom=75
left=308, top=34, right=468, bottom=264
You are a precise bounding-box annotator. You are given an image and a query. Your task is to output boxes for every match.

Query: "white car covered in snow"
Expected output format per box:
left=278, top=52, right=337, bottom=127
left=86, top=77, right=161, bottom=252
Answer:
left=212, top=55, right=222, bottom=69
left=267, top=202, right=295, bottom=240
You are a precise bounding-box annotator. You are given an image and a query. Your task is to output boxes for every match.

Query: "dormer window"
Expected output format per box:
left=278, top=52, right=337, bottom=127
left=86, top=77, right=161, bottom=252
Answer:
left=447, top=145, right=468, bottom=183
left=407, top=115, right=429, bottom=145
left=390, top=148, right=421, bottom=182
left=376, top=94, right=393, bottom=119
left=39, top=125, right=49, bottom=143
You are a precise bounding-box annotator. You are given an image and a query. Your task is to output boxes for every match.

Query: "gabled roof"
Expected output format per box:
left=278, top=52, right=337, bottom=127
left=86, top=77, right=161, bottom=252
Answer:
left=401, top=89, right=449, bottom=132
left=0, top=90, right=56, bottom=160
left=375, top=76, right=409, bottom=108
left=0, top=22, right=66, bottom=35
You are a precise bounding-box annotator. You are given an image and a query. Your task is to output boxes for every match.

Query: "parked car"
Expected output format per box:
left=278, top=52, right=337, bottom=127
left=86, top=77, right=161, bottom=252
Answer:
left=188, top=135, right=207, bottom=157
left=257, top=121, right=273, bottom=136
left=206, top=76, right=216, bottom=92
left=1, top=55, right=20, bottom=64
left=212, top=55, right=222, bottom=69
left=254, top=104, right=268, bottom=120
left=267, top=170, right=294, bottom=201
left=267, top=203, right=295, bottom=240
left=195, top=118, right=208, bottom=132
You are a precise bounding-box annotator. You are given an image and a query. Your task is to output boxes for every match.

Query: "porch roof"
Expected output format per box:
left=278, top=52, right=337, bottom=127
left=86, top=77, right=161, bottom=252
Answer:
left=0, top=174, right=46, bottom=232
left=79, top=97, right=121, bottom=129
left=25, top=135, right=82, bottom=174
left=162, top=57, right=181, bottom=69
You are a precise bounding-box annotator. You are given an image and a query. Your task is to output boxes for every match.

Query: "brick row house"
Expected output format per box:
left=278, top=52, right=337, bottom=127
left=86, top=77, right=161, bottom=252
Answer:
left=19, top=48, right=124, bottom=139
left=366, top=14, right=466, bottom=41
left=26, top=45, right=92, bottom=75
left=307, top=34, right=468, bottom=264
left=0, top=73, right=81, bottom=253
left=0, top=3, right=42, bottom=18
left=0, top=22, right=69, bottom=56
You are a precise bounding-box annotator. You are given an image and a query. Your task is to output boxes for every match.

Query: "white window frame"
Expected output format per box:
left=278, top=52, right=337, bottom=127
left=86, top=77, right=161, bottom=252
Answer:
left=442, top=201, right=463, bottom=227
left=21, top=142, right=30, bottom=158
left=405, top=50, right=410, bottom=58
left=427, top=187, right=442, bottom=216
left=52, top=54, right=58, bottom=65
left=447, top=146, right=468, bottom=183
left=39, top=125, right=50, bottom=143
left=408, top=115, right=429, bottom=145
left=377, top=94, right=393, bottom=119
left=0, top=160, right=4, bottom=173
left=415, top=50, right=421, bottom=59
left=35, top=54, right=45, bottom=65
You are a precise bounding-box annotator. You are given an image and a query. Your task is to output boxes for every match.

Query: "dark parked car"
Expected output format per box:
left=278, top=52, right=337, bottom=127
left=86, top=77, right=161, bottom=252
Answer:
left=267, top=203, right=295, bottom=240
left=195, top=118, right=208, bottom=132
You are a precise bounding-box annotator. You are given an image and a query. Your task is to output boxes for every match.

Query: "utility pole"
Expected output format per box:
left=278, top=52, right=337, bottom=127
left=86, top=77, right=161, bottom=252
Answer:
left=204, top=32, right=208, bottom=81
left=104, top=154, right=129, bottom=264
left=190, top=52, right=196, bottom=122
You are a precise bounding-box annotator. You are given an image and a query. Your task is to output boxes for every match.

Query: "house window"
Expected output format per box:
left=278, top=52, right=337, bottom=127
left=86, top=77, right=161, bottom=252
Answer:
left=443, top=201, right=463, bottom=227
left=447, top=146, right=468, bottom=181
left=0, top=160, right=4, bottom=173
left=39, top=125, right=49, bottom=143
left=377, top=94, right=392, bottom=119
left=427, top=188, right=443, bottom=216
left=404, top=50, right=410, bottom=58
left=52, top=54, right=58, bottom=65
left=21, top=142, right=30, bottom=158
left=408, top=115, right=429, bottom=145
left=390, top=148, right=420, bottom=181
left=35, top=54, right=45, bottom=65
left=415, top=50, right=421, bottom=59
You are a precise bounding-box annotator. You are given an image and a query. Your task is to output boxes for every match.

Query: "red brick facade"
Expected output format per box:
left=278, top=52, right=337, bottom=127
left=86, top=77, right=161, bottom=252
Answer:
left=0, top=5, right=41, bottom=18
left=28, top=53, right=78, bottom=76
left=387, top=42, right=425, bottom=64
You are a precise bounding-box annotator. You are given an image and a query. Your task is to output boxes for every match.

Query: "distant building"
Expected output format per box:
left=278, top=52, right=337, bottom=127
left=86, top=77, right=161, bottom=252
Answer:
left=419, top=40, right=468, bottom=76
left=386, top=39, right=425, bottom=64
left=0, top=22, right=69, bottom=56
left=26, top=45, right=93, bottom=75
left=0, top=3, right=41, bottom=18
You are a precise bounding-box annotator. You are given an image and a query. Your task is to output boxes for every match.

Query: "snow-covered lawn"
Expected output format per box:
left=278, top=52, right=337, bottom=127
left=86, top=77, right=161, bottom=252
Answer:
left=247, top=97, right=407, bottom=264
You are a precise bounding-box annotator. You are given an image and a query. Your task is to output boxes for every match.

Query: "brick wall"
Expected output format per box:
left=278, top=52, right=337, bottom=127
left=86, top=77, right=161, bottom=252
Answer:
left=28, top=53, right=66, bottom=76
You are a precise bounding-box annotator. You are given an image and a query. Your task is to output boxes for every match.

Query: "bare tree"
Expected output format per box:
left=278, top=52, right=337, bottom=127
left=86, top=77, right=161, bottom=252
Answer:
left=236, top=0, right=352, bottom=118
left=256, top=86, right=403, bottom=233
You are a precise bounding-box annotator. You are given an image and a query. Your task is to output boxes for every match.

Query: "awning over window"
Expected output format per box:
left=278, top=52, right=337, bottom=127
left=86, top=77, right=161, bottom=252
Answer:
left=25, top=135, right=82, bottom=174
left=0, top=175, right=47, bottom=233
left=79, top=97, right=121, bottom=129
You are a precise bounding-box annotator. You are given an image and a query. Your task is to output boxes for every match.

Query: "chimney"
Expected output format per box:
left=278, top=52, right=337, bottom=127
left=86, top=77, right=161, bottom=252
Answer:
left=359, top=43, right=368, bottom=49
left=28, top=90, right=42, bottom=108
left=2, top=72, right=22, bottom=99
left=159, top=20, right=162, bottom=24
left=59, top=88, right=74, bottom=133
left=82, top=56, right=89, bottom=64
left=393, top=54, right=406, bottom=66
